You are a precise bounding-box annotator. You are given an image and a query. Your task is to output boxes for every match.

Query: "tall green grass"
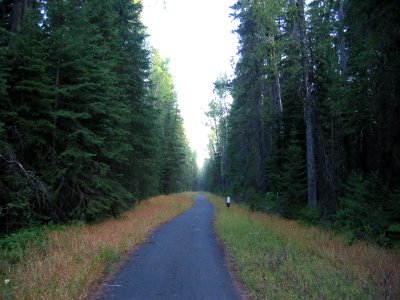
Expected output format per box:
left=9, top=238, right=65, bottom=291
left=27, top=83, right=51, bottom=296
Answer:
left=207, top=193, right=400, bottom=299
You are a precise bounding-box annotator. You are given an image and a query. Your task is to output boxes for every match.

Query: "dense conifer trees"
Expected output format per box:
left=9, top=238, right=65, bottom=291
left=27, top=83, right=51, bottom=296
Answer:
left=202, top=0, right=400, bottom=245
left=149, top=50, right=198, bottom=194
left=0, top=0, right=197, bottom=232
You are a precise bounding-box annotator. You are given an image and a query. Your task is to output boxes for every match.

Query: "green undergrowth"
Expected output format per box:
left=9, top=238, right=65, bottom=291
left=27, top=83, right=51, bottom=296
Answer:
left=0, top=226, right=50, bottom=265
left=0, top=226, right=50, bottom=298
left=207, top=193, right=398, bottom=299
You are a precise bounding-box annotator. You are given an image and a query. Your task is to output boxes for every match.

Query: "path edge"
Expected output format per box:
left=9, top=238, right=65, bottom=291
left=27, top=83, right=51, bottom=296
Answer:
left=210, top=201, right=253, bottom=300
left=84, top=201, right=196, bottom=300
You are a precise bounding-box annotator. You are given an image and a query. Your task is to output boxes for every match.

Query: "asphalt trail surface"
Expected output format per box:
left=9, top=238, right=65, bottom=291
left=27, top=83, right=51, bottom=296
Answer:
left=97, top=194, right=242, bottom=300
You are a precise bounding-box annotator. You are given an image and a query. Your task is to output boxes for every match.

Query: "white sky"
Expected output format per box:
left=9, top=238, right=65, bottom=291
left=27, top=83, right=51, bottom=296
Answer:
left=141, top=0, right=238, bottom=166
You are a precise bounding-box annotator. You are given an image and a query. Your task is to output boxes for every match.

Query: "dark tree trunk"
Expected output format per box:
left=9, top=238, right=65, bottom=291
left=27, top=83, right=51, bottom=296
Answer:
left=296, top=0, right=317, bottom=208
left=10, top=0, right=23, bottom=32
left=338, top=0, right=348, bottom=75
left=10, top=0, right=33, bottom=32
left=52, top=58, right=60, bottom=169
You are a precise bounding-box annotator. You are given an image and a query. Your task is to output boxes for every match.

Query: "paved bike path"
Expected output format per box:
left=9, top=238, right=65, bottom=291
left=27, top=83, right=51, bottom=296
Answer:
left=97, top=194, right=242, bottom=300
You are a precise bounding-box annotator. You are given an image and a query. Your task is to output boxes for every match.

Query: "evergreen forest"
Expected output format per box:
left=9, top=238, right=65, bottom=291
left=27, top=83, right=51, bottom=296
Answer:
left=0, top=0, right=197, bottom=234
left=1, top=0, right=399, bottom=249
left=201, top=0, right=400, bottom=246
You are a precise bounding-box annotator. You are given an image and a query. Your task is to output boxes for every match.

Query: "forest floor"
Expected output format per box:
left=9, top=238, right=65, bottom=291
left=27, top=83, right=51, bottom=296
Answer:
left=0, top=193, right=194, bottom=300
left=96, top=193, right=243, bottom=300
left=207, top=193, right=400, bottom=300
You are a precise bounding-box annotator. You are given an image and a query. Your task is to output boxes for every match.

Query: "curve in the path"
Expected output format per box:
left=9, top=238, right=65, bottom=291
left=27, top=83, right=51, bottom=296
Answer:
left=97, top=194, right=242, bottom=300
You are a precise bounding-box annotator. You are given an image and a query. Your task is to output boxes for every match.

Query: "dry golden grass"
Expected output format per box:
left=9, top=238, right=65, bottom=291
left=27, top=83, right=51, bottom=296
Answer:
left=4, top=193, right=194, bottom=300
left=252, top=210, right=400, bottom=297
left=207, top=193, right=400, bottom=299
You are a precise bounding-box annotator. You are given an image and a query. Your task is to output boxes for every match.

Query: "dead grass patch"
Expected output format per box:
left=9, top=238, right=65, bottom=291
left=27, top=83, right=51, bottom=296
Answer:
left=1, top=193, right=194, bottom=299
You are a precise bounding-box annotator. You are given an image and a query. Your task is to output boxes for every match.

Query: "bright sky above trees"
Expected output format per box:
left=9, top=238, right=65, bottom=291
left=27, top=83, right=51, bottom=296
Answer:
left=141, top=0, right=238, bottom=165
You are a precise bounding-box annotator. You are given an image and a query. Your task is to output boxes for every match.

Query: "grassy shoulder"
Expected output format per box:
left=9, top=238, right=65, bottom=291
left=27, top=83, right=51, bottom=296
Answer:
left=0, top=193, right=195, bottom=299
left=207, top=193, right=400, bottom=300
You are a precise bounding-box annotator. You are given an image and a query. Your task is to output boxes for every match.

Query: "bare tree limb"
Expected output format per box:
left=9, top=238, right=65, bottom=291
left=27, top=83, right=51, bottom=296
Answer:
left=0, top=153, right=49, bottom=201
